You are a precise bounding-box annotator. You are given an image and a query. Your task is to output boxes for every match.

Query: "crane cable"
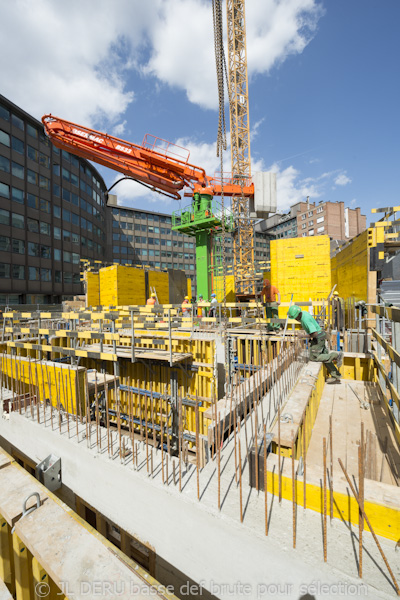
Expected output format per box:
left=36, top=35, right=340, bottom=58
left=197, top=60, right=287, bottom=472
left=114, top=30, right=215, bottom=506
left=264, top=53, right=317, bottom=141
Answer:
left=212, top=0, right=228, bottom=313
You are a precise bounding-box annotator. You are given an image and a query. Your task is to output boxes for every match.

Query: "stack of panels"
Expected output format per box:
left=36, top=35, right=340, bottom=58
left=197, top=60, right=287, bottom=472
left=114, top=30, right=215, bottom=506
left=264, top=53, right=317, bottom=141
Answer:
left=148, top=271, right=169, bottom=304
left=100, top=265, right=146, bottom=306
left=270, top=236, right=331, bottom=316
left=333, top=230, right=368, bottom=302
left=214, top=275, right=235, bottom=302
left=85, top=271, right=100, bottom=307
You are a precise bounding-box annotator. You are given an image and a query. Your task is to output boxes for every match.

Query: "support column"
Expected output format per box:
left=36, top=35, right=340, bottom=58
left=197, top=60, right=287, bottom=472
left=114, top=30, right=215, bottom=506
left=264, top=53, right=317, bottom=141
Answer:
left=195, top=230, right=211, bottom=300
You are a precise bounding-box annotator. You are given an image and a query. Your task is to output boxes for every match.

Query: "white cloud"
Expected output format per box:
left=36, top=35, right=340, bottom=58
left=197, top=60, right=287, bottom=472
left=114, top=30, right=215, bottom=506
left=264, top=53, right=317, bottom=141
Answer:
left=335, top=173, right=352, bottom=186
left=0, top=0, right=324, bottom=128
left=146, top=0, right=324, bottom=109
left=0, top=0, right=156, bottom=127
left=269, top=163, right=321, bottom=211
left=350, top=198, right=357, bottom=207
left=268, top=164, right=353, bottom=212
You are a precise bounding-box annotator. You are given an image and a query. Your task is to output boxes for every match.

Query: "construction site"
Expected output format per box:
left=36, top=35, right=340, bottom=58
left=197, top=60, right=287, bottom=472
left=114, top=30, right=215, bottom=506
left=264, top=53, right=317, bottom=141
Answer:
left=0, top=2, right=400, bottom=600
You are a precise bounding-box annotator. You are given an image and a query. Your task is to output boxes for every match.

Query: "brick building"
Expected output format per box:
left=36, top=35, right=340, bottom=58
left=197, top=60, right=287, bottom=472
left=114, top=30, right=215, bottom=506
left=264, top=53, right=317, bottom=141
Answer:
left=262, top=200, right=366, bottom=242
left=297, top=201, right=366, bottom=239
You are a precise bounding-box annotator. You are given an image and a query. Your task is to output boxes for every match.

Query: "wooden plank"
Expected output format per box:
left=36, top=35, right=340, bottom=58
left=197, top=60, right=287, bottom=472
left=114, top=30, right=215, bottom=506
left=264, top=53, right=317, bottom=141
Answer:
left=0, top=465, right=48, bottom=526
left=0, top=577, right=13, bottom=600
left=15, top=501, right=174, bottom=600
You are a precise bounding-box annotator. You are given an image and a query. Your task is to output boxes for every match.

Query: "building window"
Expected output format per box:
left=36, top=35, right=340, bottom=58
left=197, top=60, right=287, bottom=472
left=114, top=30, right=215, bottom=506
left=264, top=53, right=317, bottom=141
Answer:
left=39, top=175, right=50, bottom=190
left=27, top=194, right=39, bottom=209
left=309, top=220, right=313, bottom=227
left=11, top=187, right=23, bottom=203
left=12, top=162, right=24, bottom=179
left=0, top=263, right=10, bottom=278
left=28, top=267, right=40, bottom=281
left=0, top=182, right=9, bottom=199
left=317, top=216, right=324, bottom=224
left=302, top=224, right=306, bottom=230
left=28, top=242, right=39, bottom=257
left=308, top=229, right=314, bottom=236
left=301, top=214, right=306, bottom=220
left=12, top=265, right=25, bottom=280
left=308, top=211, right=313, bottom=217
left=27, top=124, right=38, bottom=139
left=12, top=239, right=25, bottom=254
left=40, top=222, right=51, bottom=236
left=12, top=213, right=25, bottom=229
left=317, top=206, right=323, bottom=213
left=12, top=114, right=24, bottom=130
left=0, top=104, right=10, bottom=121
left=0, top=155, right=10, bottom=173
left=0, top=236, right=10, bottom=252
left=41, top=269, right=51, bottom=282
left=317, top=226, right=325, bottom=233
left=41, top=245, right=51, bottom=259
left=0, top=130, right=10, bottom=146
left=54, top=248, right=61, bottom=261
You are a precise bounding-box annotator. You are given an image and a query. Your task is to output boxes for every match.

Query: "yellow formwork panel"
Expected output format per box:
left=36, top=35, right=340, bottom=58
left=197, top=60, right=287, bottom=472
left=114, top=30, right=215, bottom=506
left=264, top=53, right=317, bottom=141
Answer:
left=148, top=271, right=169, bottom=304
left=76, top=335, right=216, bottom=441
left=99, top=265, right=146, bottom=306
left=270, top=236, right=331, bottom=317
left=214, top=275, right=235, bottom=302
left=85, top=271, right=100, bottom=307
left=0, top=355, right=86, bottom=416
left=332, top=229, right=369, bottom=303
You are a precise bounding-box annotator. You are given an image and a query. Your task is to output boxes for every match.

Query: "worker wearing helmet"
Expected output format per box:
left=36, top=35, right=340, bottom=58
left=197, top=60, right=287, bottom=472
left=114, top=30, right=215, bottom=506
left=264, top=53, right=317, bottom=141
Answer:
left=261, top=278, right=280, bottom=331
left=288, top=305, right=343, bottom=381
left=197, top=294, right=205, bottom=318
left=209, top=293, right=218, bottom=318
left=332, top=290, right=343, bottom=330
left=146, top=292, right=157, bottom=306
left=182, top=296, right=191, bottom=317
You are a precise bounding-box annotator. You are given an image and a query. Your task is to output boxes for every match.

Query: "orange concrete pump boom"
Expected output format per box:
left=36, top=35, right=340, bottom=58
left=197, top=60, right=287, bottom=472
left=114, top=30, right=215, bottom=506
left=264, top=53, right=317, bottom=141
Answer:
left=42, top=115, right=254, bottom=200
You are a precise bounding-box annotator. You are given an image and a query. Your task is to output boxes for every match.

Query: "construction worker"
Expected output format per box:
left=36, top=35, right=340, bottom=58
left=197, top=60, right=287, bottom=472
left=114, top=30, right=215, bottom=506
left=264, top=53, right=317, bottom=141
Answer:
left=146, top=292, right=157, bottom=306
left=261, top=279, right=280, bottom=331
left=288, top=305, right=343, bottom=381
left=197, top=294, right=205, bottom=318
left=332, top=290, right=344, bottom=330
left=181, top=296, right=191, bottom=317
left=209, top=293, right=218, bottom=318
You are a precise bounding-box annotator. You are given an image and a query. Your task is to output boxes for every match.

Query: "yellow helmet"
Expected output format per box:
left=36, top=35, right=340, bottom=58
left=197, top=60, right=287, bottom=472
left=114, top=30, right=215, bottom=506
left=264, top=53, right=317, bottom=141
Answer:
left=333, top=291, right=339, bottom=296
left=184, top=296, right=189, bottom=300
left=151, top=293, right=156, bottom=297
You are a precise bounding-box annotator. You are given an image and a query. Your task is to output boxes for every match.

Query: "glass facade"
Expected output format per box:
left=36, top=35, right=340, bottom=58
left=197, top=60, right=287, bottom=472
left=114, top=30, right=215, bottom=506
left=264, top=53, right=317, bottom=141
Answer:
left=0, top=94, right=107, bottom=304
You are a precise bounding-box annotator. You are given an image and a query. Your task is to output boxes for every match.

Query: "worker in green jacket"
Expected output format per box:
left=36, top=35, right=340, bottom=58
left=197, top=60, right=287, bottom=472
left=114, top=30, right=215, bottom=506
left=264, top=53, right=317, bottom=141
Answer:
left=288, top=305, right=343, bottom=380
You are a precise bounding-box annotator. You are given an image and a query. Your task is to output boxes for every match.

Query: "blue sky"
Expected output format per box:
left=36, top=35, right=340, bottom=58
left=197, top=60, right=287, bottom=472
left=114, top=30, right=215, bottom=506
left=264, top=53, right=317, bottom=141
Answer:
left=1, top=0, right=398, bottom=224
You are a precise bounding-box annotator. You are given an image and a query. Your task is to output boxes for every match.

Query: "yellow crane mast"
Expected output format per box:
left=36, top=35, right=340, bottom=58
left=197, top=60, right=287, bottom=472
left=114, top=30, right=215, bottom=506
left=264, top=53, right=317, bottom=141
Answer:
left=226, top=0, right=255, bottom=297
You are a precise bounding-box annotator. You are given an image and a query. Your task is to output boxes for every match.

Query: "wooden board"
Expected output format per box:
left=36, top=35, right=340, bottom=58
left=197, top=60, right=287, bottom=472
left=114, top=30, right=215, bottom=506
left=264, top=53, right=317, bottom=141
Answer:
left=306, top=380, right=400, bottom=485
left=15, top=501, right=161, bottom=600
left=86, top=344, right=192, bottom=365
left=0, top=465, right=48, bottom=526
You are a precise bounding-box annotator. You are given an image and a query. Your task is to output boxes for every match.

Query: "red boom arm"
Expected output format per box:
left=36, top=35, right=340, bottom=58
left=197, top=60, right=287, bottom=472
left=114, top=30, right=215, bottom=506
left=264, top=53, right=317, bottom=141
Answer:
left=42, top=115, right=254, bottom=199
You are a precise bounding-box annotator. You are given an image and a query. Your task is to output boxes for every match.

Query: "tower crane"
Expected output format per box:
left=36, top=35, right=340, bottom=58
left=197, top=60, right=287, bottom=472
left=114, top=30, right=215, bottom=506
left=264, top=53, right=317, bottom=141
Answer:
left=226, top=0, right=255, bottom=298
